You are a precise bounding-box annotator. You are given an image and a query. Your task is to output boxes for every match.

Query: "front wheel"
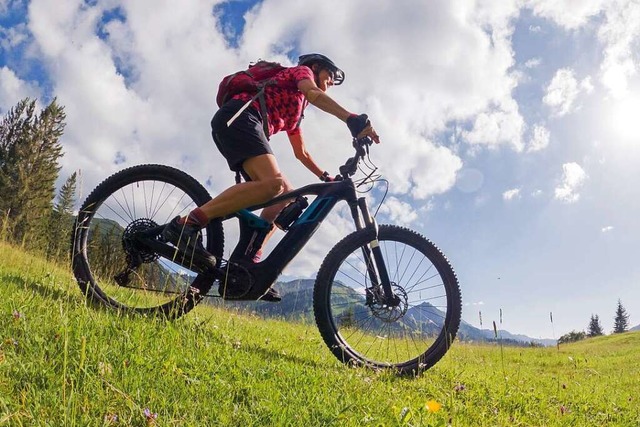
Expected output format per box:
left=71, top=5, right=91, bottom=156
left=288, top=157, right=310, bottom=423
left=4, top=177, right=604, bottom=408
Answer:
left=313, top=225, right=461, bottom=375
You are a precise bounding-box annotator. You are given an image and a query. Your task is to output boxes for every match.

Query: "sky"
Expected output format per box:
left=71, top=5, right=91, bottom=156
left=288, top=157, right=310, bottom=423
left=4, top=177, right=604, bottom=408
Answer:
left=1, top=0, right=639, bottom=339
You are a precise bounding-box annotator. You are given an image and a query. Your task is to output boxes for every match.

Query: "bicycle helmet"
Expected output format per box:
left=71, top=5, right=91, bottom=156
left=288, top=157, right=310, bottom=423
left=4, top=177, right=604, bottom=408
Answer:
left=298, top=53, right=345, bottom=85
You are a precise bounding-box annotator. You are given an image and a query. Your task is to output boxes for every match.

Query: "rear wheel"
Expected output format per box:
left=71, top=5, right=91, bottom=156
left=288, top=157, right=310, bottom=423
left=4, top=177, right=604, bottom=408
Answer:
left=71, top=164, right=224, bottom=318
left=313, top=225, right=461, bottom=375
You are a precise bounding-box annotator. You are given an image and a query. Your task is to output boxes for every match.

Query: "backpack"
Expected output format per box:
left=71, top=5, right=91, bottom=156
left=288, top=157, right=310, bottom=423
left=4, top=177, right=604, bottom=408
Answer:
left=216, top=60, right=286, bottom=138
left=216, top=60, right=286, bottom=107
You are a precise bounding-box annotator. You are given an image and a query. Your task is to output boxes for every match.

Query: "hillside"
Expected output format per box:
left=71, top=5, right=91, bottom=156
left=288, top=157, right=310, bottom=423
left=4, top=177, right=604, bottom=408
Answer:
left=1, top=241, right=639, bottom=426
left=219, top=279, right=556, bottom=346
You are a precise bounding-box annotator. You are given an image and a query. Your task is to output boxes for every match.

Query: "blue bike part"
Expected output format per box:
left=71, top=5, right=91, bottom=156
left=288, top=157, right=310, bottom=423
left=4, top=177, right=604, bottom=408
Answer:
left=237, top=209, right=271, bottom=229
left=295, top=196, right=335, bottom=226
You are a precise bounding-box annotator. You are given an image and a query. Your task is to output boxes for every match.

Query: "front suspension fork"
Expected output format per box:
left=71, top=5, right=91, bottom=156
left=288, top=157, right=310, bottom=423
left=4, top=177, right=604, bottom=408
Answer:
left=351, top=198, right=400, bottom=307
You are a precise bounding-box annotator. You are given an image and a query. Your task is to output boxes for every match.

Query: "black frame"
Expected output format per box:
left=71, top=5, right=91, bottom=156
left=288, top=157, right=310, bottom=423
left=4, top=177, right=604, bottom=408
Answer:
left=138, top=137, right=396, bottom=303
left=224, top=178, right=367, bottom=299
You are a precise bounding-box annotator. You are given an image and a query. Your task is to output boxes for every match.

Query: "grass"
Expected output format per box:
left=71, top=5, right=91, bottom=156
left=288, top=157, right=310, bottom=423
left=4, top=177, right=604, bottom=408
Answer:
left=1, top=241, right=639, bottom=426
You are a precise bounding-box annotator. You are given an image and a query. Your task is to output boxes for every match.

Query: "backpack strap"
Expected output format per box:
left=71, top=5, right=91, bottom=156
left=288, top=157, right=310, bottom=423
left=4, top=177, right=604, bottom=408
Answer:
left=257, top=88, right=270, bottom=137
left=225, top=85, right=271, bottom=139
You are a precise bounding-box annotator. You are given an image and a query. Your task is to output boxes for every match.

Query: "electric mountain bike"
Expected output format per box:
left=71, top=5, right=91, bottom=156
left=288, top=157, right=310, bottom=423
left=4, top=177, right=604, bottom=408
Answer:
left=71, top=137, right=462, bottom=375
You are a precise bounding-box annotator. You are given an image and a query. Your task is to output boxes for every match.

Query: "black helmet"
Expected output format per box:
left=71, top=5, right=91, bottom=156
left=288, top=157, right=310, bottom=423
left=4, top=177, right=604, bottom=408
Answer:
left=298, top=53, right=345, bottom=85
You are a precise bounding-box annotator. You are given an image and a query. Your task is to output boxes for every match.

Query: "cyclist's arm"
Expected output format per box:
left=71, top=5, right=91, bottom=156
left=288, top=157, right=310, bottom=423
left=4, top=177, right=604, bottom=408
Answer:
left=297, top=78, right=381, bottom=144
left=297, top=79, right=351, bottom=121
left=287, top=130, right=325, bottom=179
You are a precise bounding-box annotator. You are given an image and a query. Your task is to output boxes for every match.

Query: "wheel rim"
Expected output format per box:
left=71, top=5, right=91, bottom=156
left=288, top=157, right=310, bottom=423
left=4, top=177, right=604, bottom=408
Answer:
left=327, top=236, right=453, bottom=368
left=77, top=177, right=211, bottom=310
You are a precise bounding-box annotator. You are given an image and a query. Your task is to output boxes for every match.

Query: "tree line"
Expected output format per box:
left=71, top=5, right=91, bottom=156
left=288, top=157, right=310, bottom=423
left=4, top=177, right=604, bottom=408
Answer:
left=558, top=299, right=632, bottom=344
left=0, top=98, right=77, bottom=262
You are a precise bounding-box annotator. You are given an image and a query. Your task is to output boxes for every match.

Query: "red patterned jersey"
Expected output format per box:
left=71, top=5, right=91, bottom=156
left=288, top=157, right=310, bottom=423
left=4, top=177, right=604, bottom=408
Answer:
left=232, top=65, right=314, bottom=137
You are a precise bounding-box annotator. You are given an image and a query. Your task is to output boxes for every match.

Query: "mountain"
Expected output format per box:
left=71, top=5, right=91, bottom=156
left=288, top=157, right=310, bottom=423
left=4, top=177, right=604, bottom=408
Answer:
left=211, top=279, right=555, bottom=346
left=631, top=324, right=640, bottom=331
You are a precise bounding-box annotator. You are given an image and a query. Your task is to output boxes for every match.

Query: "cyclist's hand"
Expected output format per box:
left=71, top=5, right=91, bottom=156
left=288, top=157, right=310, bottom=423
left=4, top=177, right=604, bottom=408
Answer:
left=347, top=114, right=380, bottom=144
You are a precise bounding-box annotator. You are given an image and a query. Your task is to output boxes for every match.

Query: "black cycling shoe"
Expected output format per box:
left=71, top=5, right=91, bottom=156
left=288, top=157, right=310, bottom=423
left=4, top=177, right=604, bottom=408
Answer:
left=161, top=216, right=217, bottom=271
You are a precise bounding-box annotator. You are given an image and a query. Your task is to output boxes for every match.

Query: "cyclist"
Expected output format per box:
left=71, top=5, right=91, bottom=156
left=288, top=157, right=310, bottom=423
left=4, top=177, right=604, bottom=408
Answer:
left=163, top=53, right=380, bottom=301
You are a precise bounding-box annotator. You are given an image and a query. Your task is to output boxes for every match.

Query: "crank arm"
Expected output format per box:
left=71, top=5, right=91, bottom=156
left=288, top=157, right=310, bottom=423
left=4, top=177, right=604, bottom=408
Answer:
left=136, top=236, right=217, bottom=277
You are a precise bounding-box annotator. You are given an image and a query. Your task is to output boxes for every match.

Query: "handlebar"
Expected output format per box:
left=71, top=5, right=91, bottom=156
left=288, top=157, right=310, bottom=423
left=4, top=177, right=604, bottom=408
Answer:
left=338, top=137, right=374, bottom=179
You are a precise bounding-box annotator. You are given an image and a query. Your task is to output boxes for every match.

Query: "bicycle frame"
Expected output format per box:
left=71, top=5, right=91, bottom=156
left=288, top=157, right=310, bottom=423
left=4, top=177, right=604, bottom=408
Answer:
left=220, top=176, right=389, bottom=300
left=137, top=137, right=397, bottom=303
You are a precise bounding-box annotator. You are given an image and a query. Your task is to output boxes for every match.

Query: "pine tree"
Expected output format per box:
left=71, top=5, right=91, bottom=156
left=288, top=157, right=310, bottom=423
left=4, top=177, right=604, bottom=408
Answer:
left=0, top=98, right=65, bottom=248
left=0, top=99, right=35, bottom=238
left=613, top=299, right=630, bottom=334
left=557, top=330, right=586, bottom=344
left=47, top=172, right=77, bottom=261
left=587, top=314, right=604, bottom=337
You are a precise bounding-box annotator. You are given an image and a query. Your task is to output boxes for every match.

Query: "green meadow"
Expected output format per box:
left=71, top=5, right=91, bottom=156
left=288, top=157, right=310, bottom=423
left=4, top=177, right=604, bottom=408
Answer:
left=1, top=241, right=638, bottom=426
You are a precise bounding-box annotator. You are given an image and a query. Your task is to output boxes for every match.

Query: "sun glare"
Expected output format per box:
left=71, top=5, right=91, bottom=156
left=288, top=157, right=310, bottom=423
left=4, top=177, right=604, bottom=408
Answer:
left=609, top=95, right=640, bottom=143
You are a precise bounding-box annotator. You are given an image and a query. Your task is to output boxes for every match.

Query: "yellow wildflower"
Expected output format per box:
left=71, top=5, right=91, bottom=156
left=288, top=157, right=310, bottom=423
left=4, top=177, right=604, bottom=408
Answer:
left=426, top=400, right=442, bottom=412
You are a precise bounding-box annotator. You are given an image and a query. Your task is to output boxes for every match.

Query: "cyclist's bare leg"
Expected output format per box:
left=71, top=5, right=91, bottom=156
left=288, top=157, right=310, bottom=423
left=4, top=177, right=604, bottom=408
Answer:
left=240, top=154, right=294, bottom=250
left=198, top=154, right=292, bottom=222
left=242, top=154, right=294, bottom=221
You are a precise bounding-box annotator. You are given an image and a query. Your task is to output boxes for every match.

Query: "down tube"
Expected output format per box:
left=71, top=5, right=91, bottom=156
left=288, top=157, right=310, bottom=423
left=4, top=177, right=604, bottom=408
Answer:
left=266, top=195, right=341, bottom=274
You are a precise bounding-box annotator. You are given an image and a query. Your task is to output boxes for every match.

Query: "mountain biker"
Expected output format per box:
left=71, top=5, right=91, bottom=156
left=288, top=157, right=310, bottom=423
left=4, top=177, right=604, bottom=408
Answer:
left=162, top=53, right=380, bottom=301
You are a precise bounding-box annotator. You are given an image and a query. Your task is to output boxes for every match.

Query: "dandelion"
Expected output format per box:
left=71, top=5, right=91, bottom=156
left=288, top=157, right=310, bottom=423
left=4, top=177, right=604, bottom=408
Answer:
left=232, top=340, right=241, bottom=349
left=425, top=400, right=442, bottom=413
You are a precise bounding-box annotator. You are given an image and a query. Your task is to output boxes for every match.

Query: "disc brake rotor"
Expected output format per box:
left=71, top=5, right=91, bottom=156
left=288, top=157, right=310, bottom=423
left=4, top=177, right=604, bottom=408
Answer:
left=369, top=283, right=409, bottom=323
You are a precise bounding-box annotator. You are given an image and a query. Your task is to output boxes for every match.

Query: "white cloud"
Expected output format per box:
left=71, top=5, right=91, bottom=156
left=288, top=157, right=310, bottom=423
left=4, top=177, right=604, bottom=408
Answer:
left=527, top=124, right=550, bottom=152
left=527, top=0, right=640, bottom=99
left=503, top=188, right=521, bottom=201
left=543, top=68, right=592, bottom=117
left=0, top=67, right=41, bottom=112
left=524, top=57, right=542, bottom=68
left=462, top=99, right=526, bottom=151
left=601, top=225, right=614, bottom=233
left=0, top=22, right=29, bottom=50
left=555, top=162, right=587, bottom=203
left=19, top=0, right=529, bottom=203
left=377, top=196, right=419, bottom=227
left=598, top=0, right=640, bottom=98
left=525, top=0, right=606, bottom=29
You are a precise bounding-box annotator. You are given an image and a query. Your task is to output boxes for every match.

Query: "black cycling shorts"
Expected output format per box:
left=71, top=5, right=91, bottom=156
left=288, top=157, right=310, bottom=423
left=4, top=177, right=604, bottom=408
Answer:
left=211, top=99, right=273, bottom=176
